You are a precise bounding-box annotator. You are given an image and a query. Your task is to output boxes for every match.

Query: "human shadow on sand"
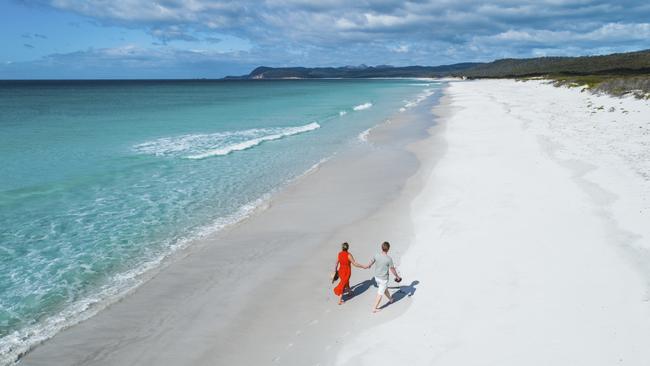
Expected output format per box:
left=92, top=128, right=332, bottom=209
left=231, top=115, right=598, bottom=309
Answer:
left=343, top=279, right=375, bottom=301
left=379, top=280, right=420, bottom=309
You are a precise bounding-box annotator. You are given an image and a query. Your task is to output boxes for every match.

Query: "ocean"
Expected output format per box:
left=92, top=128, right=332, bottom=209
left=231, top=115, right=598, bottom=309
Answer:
left=0, top=79, right=440, bottom=361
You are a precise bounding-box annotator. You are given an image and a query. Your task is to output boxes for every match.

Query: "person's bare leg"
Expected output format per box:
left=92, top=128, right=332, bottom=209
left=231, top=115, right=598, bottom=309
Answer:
left=385, top=289, right=394, bottom=304
left=338, top=294, right=345, bottom=305
left=372, top=294, right=383, bottom=313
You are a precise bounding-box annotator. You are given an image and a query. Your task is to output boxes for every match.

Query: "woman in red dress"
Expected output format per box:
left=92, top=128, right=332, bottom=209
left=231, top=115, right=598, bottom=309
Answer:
left=333, top=242, right=366, bottom=305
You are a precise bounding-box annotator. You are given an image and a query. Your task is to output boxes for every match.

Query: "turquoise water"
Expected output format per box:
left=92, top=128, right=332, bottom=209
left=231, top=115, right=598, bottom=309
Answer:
left=0, top=79, right=440, bottom=360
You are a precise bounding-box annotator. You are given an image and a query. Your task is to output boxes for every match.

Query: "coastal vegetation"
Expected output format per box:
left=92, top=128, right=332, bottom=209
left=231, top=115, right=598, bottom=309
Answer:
left=543, top=75, right=650, bottom=98
left=458, top=49, right=650, bottom=98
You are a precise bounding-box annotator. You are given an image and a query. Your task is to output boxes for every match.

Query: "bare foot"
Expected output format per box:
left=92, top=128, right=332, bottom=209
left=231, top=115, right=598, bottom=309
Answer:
left=372, top=308, right=381, bottom=313
left=338, top=300, right=345, bottom=305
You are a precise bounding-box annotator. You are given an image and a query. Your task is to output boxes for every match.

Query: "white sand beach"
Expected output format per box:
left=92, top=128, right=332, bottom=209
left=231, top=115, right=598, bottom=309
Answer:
left=18, top=79, right=650, bottom=366
left=337, top=79, right=650, bottom=365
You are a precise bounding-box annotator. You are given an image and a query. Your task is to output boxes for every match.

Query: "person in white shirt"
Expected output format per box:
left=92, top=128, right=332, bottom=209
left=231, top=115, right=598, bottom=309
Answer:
left=365, top=241, right=401, bottom=313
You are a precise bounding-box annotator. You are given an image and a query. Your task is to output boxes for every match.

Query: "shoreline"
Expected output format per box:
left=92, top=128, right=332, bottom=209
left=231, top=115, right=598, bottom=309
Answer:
left=18, top=85, right=444, bottom=365
left=2, top=78, right=450, bottom=364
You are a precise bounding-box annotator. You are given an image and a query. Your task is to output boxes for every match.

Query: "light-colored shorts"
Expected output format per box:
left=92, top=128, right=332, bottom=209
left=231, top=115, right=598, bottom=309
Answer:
left=374, top=277, right=388, bottom=294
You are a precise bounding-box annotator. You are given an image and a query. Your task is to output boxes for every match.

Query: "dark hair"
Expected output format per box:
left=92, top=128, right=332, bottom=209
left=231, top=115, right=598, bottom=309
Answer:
left=381, top=241, right=390, bottom=252
left=342, top=242, right=349, bottom=251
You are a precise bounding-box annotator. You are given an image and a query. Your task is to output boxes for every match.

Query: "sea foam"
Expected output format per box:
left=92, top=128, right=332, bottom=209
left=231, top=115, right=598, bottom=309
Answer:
left=400, top=88, right=435, bottom=111
left=358, top=128, right=372, bottom=142
left=134, top=122, right=320, bottom=160
left=353, top=102, right=373, bottom=111
left=186, top=122, right=320, bottom=159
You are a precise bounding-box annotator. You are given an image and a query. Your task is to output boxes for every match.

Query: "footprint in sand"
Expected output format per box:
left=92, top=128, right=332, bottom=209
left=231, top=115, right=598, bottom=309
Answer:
left=308, top=319, right=319, bottom=326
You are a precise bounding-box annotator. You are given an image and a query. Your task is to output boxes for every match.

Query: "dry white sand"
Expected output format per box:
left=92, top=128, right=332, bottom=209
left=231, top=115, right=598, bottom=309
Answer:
left=336, top=80, right=650, bottom=365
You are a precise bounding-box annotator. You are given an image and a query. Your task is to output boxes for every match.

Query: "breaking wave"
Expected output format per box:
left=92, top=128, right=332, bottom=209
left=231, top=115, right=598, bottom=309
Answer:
left=134, top=122, right=321, bottom=160
left=400, top=88, right=435, bottom=111
left=353, top=102, right=373, bottom=111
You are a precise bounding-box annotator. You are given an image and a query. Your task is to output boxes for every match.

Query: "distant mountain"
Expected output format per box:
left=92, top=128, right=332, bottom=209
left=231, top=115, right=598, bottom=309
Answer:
left=225, top=63, right=483, bottom=79
left=458, top=49, right=650, bottom=78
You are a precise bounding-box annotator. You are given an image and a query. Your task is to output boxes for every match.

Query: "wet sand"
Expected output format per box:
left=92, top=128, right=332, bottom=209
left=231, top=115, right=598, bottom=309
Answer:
left=20, top=90, right=443, bottom=365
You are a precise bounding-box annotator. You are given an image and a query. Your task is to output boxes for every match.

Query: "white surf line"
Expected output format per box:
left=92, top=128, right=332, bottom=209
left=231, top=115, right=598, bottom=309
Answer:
left=186, top=122, right=320, bottom=159
left=353, top=102, right=372, bottom=111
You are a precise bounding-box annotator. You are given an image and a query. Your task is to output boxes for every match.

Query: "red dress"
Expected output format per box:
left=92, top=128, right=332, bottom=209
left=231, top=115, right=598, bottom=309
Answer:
left=334, top=251, right=351, bottom=296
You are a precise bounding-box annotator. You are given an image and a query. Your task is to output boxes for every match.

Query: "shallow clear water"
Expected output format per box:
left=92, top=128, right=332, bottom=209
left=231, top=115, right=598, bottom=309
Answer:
left=0, top=79, right=440, bottom=359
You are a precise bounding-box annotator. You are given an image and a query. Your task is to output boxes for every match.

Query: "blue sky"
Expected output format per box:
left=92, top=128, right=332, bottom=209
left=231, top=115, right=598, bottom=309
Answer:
left=1, top=0, right=649, bottom=79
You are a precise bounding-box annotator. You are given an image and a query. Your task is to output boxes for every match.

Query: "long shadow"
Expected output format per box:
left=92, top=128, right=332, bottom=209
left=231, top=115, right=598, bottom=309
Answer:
left=380, top=280, right=420, bottom=309
left=344, top=279, right=375, bottom=301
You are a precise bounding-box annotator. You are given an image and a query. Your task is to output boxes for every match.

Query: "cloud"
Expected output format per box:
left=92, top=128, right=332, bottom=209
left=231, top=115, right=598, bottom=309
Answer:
left=23, top=43, right=35, bottom=48
left=11, top=0, right=650, bottom=78
left=21, top=33, right=48, bottom=39
left=204, top=36, right=222, bottom=44
left=467, top=21, right=650, bottom=59
left=584, top=22, right=650, bottom=42
left=34, top=1, right=650, bottom=50
left=150, top=25, right=199, bottom=44
left=390, top=44, right=410, bottom=53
